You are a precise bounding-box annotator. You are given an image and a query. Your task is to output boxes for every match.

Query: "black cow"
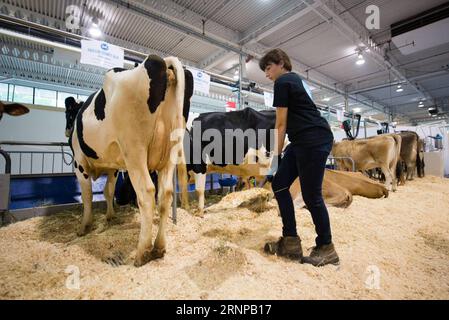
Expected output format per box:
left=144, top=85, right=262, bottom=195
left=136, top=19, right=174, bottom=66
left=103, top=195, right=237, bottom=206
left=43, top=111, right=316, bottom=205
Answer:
left=183, top=107, right=276, bottom=215
left=186, top=107, right=276, bottom=175
left=64, top=97, right=83, bottom=137
left=116, top=171, right=159, bottom=206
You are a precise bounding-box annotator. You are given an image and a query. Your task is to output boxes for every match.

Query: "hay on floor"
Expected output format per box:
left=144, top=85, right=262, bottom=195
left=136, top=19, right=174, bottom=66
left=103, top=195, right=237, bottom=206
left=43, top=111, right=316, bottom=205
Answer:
left=0, top=176, right=448, bottom=299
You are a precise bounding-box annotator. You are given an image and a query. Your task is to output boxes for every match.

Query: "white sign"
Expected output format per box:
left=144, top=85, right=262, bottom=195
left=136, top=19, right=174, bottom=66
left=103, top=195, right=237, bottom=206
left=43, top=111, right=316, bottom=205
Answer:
left=80, top=40, right=124, bottom=69
left=187, top=67, right=210, bottom=95
left=263, top=91, right=274, bottom=107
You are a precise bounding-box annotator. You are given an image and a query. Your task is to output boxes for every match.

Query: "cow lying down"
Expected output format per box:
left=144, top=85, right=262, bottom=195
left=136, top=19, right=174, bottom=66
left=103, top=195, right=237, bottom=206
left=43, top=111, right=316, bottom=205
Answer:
left=190, top=149, right=389, bottom=212
left=289, top=169, right=389, bottom=208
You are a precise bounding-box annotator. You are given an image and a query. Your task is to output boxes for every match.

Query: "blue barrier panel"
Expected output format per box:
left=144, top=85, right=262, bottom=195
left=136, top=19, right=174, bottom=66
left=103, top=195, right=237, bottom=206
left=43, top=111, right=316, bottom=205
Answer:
left=9, top=172, right=227, bottom=210
left=10, top=174, right=125, bottom=210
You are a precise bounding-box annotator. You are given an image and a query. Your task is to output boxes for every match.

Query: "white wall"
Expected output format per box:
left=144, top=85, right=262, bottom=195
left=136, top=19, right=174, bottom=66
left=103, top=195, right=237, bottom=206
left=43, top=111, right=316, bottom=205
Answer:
left=0, top=105, right=66, bottom=142
left=0, top=105, right=70, bottom=174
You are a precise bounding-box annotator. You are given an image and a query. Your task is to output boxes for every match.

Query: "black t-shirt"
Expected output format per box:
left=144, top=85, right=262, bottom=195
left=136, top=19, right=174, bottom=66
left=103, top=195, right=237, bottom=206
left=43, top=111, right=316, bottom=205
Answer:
left=273, top=72, right=333, bottom=148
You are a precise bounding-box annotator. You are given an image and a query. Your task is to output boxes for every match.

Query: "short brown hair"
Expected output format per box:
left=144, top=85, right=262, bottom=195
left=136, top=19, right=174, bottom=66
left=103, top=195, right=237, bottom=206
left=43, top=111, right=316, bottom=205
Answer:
left=259, top=48, right=292, bottom=72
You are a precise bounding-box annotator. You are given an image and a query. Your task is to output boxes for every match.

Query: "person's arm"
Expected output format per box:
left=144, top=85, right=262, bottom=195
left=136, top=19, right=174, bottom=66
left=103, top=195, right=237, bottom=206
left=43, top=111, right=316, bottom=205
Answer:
left=274, top=107, right=287, bottom=156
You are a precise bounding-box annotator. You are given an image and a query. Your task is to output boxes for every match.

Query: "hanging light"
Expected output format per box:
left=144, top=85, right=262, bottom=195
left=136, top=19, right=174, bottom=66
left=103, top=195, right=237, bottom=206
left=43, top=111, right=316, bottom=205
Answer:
left=396, top=85, right=403, bottom=92
left=356, top=52, right=365, bottom=65
left=355, top=49, right=365, bottom=65
left=89, top=18, right=102, bottom=38
left=233, top=69, right=239, bottom=81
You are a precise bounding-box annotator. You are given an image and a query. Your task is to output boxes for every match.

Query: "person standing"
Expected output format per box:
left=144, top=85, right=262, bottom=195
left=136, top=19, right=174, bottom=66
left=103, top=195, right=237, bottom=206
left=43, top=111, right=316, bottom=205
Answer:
left=260, top=48, right=339, bottom=267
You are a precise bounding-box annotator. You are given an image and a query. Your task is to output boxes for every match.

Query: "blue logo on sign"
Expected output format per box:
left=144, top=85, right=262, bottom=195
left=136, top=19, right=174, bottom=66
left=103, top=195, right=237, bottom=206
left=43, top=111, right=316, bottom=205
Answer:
left=197, top=72, right=203, bottom=78
left=101, top=43, right=109, bottom=51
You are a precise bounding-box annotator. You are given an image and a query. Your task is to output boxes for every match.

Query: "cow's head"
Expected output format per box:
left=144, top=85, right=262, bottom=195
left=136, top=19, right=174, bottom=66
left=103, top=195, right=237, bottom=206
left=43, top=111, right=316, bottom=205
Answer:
left=65, top=97, right=83, bottom=137
left=0, top=101, right=29, bottom=122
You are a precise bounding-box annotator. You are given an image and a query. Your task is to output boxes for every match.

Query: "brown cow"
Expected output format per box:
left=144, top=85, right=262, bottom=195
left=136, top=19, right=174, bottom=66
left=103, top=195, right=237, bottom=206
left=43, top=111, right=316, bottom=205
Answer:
left=417, top=138, right=425, bottom=178
left=332, top=134, right=402, bottom=191
left=290, top=173, right=353, bottom=208
left=289, top=169, right=388, bottom=208
left=398, top=131, right=422, bottom=181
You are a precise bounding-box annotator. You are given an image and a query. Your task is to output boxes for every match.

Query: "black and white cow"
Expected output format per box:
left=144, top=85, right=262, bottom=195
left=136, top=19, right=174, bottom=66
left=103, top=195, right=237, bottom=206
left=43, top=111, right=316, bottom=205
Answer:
left=185, top=107, right=277, bottom=215
left=64, top=97, right=83, bottom=138
left=70, top=54, right=186, bottom=267
left=0, top=101, right=29, bottom=121
left=114, top=68, right=194, bottom=208
left=115, top=107, right=276, bottom=215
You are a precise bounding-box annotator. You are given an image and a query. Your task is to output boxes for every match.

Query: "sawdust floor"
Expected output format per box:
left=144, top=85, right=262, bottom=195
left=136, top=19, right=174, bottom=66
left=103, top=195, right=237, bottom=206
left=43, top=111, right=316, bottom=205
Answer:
left=0, top=176, right=448, bottom=300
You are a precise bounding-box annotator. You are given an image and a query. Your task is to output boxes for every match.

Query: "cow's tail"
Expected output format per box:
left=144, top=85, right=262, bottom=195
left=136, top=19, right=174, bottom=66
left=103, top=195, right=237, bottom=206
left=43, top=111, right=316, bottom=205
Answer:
left=164, top=57, right=185, bottom=120
left=391, top=134, right=403, bottom=186
left=164, top=57, right=189, bottom=210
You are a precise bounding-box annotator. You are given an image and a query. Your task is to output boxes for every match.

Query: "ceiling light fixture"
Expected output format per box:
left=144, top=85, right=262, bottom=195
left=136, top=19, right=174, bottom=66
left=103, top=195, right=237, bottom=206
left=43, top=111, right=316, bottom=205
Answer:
left=396, top=85, right=403, bottom=92
left=233, top=69, right=239, bottom=81
left=89, top=18, right=102, bottom=38
left=356, top=51, right=365, bottom=65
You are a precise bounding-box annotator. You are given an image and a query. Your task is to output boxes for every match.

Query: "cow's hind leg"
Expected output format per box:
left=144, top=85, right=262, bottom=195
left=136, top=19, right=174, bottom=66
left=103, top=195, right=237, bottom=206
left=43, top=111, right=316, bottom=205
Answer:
left=104, top=170, right=118, bottom=221
left=77, top=170, right=93, bottom=236
left=407, top=162, right=415, bottom=180
left=177, top=163, right=190, bottom=210
left=126, top=165, right=157, bottom=267
left=194, top=173, right=206, bottom=217
left=152, top=163, right=176, bottom=260
left=381, top=166, right=395, bottom=192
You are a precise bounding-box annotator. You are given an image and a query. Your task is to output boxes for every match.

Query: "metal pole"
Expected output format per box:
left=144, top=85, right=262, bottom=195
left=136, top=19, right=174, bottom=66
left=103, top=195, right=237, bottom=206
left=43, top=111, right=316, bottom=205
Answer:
left=0, top=148, right=11, bottom=226
left=172, top=165, right=177, bottom=225
left=364, top=118, right=367, bottom=138
left=351, top=113, right=355, bottom=137
left=239, top=53, right=243, bottom=109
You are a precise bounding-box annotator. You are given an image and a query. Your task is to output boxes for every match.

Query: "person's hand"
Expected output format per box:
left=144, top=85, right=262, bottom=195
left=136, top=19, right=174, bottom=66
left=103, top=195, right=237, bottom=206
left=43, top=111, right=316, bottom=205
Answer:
left=266, top=155, right=282, bottom=182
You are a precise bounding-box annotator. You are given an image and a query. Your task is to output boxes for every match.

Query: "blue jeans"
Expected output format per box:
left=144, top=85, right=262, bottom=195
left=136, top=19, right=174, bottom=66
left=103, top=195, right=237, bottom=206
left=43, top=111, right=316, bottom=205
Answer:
left=271, top=141, right=333, bottom=246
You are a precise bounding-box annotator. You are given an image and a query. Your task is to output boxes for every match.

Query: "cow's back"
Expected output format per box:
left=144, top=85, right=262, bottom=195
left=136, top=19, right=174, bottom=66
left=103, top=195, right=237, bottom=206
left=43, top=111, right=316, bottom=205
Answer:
left=332, top=135, right=397, bottom=171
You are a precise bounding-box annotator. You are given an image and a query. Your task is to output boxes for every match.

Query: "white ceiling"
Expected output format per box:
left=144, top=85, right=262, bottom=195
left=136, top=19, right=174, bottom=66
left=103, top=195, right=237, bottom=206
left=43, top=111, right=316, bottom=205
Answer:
left=0, top=0, right=448, bottom=124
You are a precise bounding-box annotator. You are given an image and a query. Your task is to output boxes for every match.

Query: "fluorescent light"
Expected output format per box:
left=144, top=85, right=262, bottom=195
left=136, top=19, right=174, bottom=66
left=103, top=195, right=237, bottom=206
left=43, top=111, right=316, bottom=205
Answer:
left=396, top=85, right=403, bottom=92
left=356, top=53, right=365, bottom=65
left=233, top=74, right=239, bottom=81
left=323, top=97, right=331, bottom=102
left=89, top=23, right=102, bottom=38
left=353, top=107, right=361, bottom=113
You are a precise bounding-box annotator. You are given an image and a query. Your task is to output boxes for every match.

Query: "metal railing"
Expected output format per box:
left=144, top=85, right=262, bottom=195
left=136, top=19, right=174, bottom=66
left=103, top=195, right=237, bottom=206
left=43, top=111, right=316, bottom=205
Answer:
left=327, top=156, right=356, bottom=172
left=0, top=148, right=12, bottom=225
left=0, top=141, right=75, bottom=226
left=0, top=141, right=74, bottom=176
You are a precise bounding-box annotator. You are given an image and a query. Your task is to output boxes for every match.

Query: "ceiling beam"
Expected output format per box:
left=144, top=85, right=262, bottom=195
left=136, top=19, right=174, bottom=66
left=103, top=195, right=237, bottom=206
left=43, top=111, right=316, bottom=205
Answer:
left=349, top=69, right=449, bottom=95
left=2, top=0, right=393, bottom=120
left=314, top=0, right=433, bottom=118
left=198, top=49, right=235, bottom=70
left=239, top=0, right=321, bottom=45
